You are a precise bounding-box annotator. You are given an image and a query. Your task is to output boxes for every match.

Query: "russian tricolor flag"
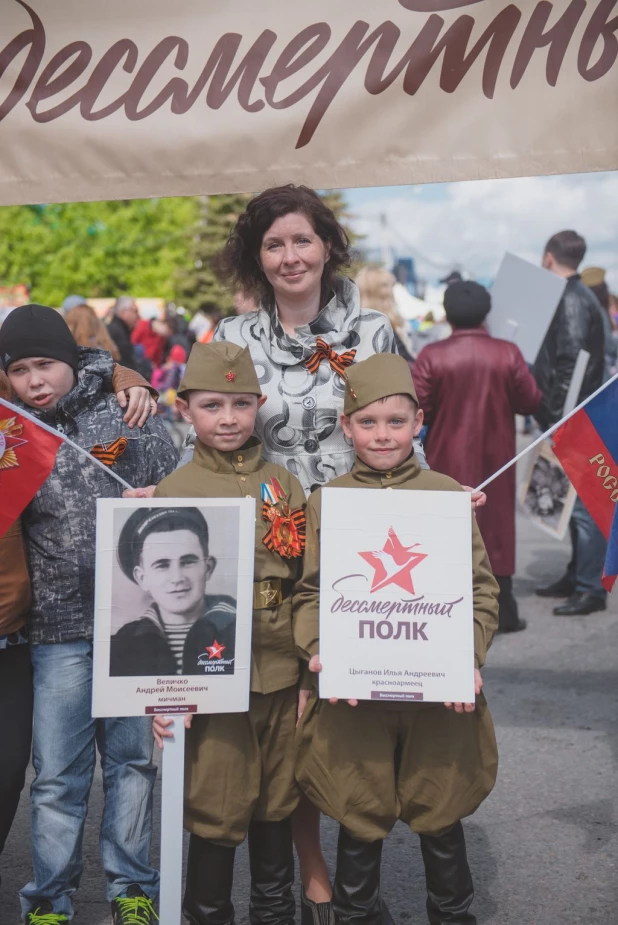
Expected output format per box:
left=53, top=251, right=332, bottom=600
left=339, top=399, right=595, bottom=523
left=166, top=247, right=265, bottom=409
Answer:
left=553, top=376, right=618, bottom=591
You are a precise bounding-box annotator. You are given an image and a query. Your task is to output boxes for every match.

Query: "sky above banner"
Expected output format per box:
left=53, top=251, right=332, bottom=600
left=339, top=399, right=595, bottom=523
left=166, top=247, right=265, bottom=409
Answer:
left=347, top=171, right=618, bottom=288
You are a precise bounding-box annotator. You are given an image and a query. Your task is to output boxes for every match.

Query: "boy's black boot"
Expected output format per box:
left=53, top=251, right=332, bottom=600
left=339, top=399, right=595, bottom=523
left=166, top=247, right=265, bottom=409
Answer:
left=248, top=818, right=296, bottom=925
left=300, top=888, right=336, bottom=925
left=332, top=826, right=392, bottom=925
left=183, top=833, right=236, bottom=925
left=419, top=822, right=476, bottom=925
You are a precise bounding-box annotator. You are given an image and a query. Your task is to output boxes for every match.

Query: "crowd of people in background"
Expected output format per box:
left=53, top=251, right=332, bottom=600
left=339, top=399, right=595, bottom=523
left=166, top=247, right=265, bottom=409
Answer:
left=0, top=182, right=617, bottom=925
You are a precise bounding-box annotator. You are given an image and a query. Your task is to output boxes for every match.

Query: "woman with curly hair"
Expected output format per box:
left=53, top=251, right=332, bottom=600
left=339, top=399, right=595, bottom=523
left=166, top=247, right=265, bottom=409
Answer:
left=211, top=184, right=424, bottom=495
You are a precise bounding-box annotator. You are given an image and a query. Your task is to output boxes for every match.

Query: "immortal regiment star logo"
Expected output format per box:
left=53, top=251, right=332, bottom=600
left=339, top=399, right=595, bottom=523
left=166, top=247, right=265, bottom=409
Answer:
left=358, top=527, right=427, bottom=594
left=0, top=417, right=27, bottom=470
left=260, top=585, right=280, bottom=607
left=205, top=640, right=226, bottom=660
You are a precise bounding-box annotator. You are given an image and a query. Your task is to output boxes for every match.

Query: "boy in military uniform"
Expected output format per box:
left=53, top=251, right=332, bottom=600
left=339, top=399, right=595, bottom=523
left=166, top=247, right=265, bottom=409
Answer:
left=294, top=353, right=500, bottom=925
left=152, top=342, right=306, bottom=925
left=110, top=507, right=237, bottom=676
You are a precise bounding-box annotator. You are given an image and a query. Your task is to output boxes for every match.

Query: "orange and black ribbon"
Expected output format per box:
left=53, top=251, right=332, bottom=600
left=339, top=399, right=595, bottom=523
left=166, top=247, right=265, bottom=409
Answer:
left=263, top=504, right=306, bottom=559
left=305, top=338, right=356, bottom=377
left=90, top=437, right=128, bottom=467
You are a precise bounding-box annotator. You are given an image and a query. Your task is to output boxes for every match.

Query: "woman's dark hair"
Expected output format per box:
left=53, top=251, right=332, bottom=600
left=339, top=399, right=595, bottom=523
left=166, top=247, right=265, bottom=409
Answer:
left=215, top=185, right=351, bottom=306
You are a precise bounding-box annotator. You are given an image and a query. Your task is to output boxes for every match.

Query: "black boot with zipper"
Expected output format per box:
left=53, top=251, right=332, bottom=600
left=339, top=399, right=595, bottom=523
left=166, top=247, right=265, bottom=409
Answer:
left=419, top=822, right=476, bottom=925
left=183, top=833, right=236, bottom=925
left=247, top=819, right=296, bottom=925
left=332, top=826, right=394, bottom=925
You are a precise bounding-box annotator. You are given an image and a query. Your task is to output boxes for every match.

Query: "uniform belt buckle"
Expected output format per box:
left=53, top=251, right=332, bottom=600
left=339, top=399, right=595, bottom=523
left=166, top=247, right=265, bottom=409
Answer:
left=254, top=580, right=283, bottom=610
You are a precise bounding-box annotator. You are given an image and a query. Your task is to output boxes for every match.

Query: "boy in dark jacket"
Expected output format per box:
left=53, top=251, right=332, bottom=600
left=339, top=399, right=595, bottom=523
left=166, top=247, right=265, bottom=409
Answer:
left=0, top=305, right=178, bottom=925
left=0, top=359, right=155, bottom=886
left=151, top=341, right=306, bottom=925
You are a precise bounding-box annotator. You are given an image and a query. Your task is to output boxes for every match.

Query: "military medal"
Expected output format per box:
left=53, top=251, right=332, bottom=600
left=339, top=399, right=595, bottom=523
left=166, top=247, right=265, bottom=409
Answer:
left=261, top=478, right=305, bottom=558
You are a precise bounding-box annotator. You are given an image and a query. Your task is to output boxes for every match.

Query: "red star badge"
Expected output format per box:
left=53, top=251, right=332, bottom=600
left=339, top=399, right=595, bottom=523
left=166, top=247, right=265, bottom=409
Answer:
left=359, top=527, right=427, bottom=594
left=226, top=370, right=236, bottom=382
left=205, top=639, right=226, bottom=659
left=0, top=417, right=27, bottom=470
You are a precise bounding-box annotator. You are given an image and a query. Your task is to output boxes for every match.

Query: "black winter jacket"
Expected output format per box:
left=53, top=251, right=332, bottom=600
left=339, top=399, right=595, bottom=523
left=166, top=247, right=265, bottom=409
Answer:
left=109, top=595, right=237, bottom=676
left=533, top=275, right=605, bottom=429
left=107, top=315, right=137, bottom=369
left=20, top=348, right=178, bottom=644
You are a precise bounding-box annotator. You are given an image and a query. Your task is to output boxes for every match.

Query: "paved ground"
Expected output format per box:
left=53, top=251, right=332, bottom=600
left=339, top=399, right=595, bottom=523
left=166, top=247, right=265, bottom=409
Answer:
left=2, top=492, right=617, bottom=924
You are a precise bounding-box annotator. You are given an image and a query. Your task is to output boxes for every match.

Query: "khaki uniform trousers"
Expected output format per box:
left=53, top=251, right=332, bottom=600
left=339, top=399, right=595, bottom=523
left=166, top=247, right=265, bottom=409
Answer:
left=296, top=694, right=498, bottom=842
left=184, top=685, right=299, bottom=847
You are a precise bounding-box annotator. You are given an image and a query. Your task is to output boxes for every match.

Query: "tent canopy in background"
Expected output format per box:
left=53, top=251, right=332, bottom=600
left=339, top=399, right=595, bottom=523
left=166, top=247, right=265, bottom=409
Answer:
left=0, top=0, right=617, bottom=206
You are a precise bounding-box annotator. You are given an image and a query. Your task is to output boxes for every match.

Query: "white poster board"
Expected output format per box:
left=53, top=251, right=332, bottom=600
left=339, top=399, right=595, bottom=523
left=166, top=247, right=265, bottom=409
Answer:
left=319, top=488, right=474, bottom=704
left=92, top=497, right=255, bottom=718
left=487, top=253, right=566, bottom=365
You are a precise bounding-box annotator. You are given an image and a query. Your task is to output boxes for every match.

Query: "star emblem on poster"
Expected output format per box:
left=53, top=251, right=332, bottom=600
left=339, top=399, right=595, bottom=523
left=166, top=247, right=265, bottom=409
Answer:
left=358, top=526, right=427, bottom=594
left=205, top=639, right=226, bottom=659
left=0, top=417, right=27, bottom=470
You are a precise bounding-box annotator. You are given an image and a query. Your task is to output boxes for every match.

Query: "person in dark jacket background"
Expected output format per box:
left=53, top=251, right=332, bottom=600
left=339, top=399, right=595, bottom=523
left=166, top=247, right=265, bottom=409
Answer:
left=533, top=231, right=607, bottom=616
left=110, top=507, right=237, bottom=677
left=107, top=297, right=140, bottom=369
left=414, top=282, right=541, bottom=633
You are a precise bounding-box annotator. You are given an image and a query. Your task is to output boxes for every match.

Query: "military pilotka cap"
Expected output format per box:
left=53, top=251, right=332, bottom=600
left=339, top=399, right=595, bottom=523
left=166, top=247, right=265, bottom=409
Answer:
left=581, top=267, right=605, bottom=288
left=343, top=354, right=418, bottom=416
left=178, top=342, right=262, bottom=396
left=118, top=507, right=209, bottom=580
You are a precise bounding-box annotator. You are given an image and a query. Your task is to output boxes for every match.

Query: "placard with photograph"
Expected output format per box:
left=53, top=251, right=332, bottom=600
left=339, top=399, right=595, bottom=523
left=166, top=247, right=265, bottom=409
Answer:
left=92, top=497, right=256, bottom=717
left=519, top=440, right=576, bottom=540
left=318, top=488, right=475, bottom=704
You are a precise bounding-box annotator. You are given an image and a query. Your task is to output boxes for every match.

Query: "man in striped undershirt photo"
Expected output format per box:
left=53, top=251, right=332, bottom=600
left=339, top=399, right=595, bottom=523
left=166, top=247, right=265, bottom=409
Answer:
left=110, top=507, right=237, bottom=676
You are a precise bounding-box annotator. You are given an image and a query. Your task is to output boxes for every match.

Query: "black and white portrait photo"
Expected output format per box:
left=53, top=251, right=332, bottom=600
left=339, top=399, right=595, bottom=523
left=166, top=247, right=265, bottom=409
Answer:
left=110, top=506, right=239, bottom=677
left=93, top=498, right=255, bottom=717
left=519, top=441, right=576, bottom=540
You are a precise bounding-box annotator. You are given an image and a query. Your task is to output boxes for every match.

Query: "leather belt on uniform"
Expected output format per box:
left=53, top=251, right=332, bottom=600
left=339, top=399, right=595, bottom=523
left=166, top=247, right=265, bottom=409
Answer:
left=253, top=579, right=294, bottom=610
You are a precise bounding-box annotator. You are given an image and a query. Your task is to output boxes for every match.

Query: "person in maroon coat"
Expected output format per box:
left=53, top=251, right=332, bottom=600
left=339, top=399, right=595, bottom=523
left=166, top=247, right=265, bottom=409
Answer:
left=414, top=281, right=542, bottom=633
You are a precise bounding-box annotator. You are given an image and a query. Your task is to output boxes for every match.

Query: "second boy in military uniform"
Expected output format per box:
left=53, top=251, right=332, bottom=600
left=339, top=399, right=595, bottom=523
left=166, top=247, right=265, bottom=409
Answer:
left=153, top=342, right=306, bottom=925
left=294, top=354, right=500, bottom=925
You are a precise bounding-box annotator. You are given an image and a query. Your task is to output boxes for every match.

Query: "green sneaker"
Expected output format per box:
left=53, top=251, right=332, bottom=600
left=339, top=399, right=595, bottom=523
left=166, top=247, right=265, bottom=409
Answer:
left=25, top=902, right=69, bottom=925
left=111, top=884, right=158, bottom=924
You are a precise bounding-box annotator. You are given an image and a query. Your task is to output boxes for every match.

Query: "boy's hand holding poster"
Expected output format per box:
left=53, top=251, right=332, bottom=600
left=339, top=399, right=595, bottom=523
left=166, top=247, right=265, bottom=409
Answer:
left=92, top=497, right=256, bottom=717
left=319, top=489, right=474, bottom=704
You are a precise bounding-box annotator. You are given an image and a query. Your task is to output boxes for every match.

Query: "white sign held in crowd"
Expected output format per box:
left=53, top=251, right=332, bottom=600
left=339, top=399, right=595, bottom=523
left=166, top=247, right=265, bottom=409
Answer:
left=318, top=488, right=475, bottom=705
left=92, top=497, right=256, bottom=718
left=486, top=253, right=566, bottom=365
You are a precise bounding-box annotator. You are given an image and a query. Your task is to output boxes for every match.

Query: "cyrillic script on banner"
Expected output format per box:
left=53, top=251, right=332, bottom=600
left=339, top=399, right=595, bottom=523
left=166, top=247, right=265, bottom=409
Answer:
left=318, top=488, right=475, bottom=704
left=0, top=0, right=617, bottom=206
left=92, top=497, right=255, bottom=718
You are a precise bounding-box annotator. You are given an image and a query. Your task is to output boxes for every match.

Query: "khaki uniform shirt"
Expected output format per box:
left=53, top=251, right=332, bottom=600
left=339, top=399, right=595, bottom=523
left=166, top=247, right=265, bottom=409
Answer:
left=295, top=453, right=499, bottom=671
left=155, top=437, right=305, bottom=694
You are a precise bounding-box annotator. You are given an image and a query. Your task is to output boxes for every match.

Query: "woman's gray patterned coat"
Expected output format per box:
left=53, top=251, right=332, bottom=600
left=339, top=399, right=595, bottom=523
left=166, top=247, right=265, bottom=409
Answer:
left=213, top=278, right=425, bottom=495
left=18, top=348, right=178, bottom=645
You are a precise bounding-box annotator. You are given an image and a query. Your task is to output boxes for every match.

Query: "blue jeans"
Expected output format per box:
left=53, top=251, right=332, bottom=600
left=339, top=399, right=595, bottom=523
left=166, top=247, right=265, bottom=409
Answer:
left=20, top=640, right=159, bottom=919
left=568, top=497, right=608, bottom=597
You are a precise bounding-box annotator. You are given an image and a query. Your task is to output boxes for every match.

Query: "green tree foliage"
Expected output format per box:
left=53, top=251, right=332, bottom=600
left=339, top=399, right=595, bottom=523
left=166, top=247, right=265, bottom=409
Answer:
left=174, top=193, right=251, bottom=317
left=0, top=198, right=198, bottom=307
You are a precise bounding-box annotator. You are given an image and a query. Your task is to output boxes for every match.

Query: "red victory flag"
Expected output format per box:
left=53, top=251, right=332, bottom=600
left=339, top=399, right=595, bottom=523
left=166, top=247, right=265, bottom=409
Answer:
left=0, top=402, right=63, bottom=536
